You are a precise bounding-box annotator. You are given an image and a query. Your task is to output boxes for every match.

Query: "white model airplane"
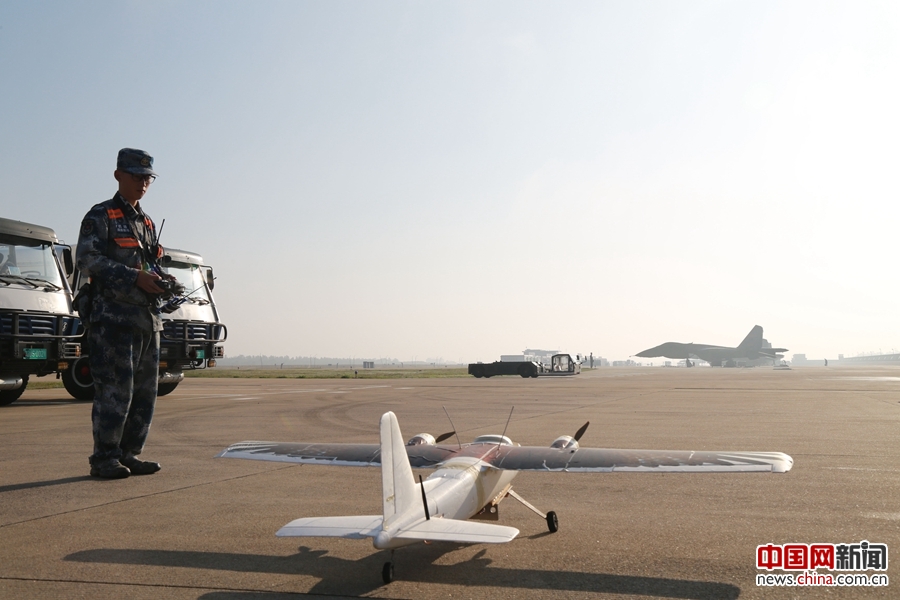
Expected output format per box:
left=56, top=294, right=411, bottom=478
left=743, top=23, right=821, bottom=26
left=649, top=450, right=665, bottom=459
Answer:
left=217, top=411, right=792, bottom=583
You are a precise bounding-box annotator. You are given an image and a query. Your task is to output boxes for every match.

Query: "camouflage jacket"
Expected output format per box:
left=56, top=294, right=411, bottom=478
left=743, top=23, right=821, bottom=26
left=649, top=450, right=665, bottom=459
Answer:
left=76, top=193, right=163, bottom=332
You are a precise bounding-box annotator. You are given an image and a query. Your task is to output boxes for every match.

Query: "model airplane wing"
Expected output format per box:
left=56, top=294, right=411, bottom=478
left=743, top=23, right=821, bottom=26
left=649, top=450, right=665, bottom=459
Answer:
left=217, top=441, right=790, bottom=472
left=216, top=441, right=456, bottom=468
left=486, top=446, right=792, bottom=473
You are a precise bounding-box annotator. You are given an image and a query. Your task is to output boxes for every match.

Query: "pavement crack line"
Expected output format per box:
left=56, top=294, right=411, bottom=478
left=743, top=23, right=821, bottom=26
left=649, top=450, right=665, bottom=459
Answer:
left=0, top=465, right=298, bottom=530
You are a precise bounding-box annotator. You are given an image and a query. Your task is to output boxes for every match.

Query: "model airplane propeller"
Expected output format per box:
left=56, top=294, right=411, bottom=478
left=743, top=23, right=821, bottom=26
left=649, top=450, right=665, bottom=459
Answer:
left=217, top=411, right=792, bottom=584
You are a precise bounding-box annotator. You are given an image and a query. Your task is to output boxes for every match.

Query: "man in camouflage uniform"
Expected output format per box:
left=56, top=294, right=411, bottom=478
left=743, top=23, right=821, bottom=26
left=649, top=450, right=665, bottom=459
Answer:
left=77, top=148, right=170, bottom=479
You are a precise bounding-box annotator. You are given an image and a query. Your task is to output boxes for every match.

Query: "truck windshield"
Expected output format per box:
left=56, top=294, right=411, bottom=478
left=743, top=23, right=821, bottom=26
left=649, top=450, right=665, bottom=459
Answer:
left=0, top=235, right=64, bottom=287
left=164, top=261, right=211, bottom=303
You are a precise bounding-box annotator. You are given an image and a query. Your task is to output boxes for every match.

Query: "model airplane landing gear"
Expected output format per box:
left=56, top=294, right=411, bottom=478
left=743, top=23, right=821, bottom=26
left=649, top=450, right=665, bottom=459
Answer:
left=382, top=550, right=395, bottom=584
left=507, top=489, right=558, bottom=533
left=546, top=510, right=558, bottom=533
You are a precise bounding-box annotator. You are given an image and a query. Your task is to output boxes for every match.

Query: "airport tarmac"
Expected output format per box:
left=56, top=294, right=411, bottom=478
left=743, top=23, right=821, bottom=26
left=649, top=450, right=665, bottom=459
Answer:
left=1, top=366, right=897, bottom=599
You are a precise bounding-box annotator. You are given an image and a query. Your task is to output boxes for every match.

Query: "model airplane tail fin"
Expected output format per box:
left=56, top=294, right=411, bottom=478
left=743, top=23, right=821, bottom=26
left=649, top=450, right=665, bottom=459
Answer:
left=738, top=325, right=763, bottom=351
left=380, top=411, right=417, bottom=529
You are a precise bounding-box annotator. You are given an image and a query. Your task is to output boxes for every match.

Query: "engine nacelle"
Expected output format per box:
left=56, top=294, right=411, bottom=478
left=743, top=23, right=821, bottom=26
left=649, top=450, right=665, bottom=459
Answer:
left=406, top=433, right=436, bottom=446
left=550, top=435, right=579, bottom=450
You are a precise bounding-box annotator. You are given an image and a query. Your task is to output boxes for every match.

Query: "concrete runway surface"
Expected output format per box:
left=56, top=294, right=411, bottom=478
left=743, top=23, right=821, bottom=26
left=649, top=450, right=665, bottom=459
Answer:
left=1, top=367, right=897, bottom=599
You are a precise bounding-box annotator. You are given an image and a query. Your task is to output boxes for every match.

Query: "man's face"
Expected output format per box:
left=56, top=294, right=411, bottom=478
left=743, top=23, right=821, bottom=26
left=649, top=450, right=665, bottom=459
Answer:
left=114, top=169, right=154, bottom=204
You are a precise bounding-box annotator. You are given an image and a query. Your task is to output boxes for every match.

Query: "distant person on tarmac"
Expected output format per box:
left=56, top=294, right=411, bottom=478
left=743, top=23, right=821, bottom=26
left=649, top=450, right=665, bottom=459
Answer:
left=76, top=148, right=173, bottom=479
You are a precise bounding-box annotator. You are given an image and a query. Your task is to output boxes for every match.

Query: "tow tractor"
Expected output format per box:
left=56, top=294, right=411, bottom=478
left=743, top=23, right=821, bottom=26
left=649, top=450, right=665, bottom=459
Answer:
left=468, top=353, right=582, bottom=378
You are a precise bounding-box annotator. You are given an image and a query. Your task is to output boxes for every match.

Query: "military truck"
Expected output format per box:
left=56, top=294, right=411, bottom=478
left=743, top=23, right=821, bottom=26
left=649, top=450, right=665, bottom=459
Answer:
left=64, top=247, right=226, bottom=399
left=0, top=217, right=82, bottom=406
left=468, top=353, right=582, bottom=378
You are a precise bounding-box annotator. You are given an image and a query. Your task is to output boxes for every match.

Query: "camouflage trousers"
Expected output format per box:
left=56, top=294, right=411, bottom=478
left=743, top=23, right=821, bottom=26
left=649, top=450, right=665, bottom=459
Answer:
left=88, top=323, right=159, bottom=462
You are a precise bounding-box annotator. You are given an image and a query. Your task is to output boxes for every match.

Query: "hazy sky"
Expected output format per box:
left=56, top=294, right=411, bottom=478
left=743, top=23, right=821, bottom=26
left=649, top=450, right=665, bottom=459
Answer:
left=2, top=1, right=898, bottom=362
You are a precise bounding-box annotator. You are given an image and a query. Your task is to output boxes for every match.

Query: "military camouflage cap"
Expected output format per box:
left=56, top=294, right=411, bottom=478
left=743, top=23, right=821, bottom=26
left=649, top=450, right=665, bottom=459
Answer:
left=117, top=148, right=157, bottom=176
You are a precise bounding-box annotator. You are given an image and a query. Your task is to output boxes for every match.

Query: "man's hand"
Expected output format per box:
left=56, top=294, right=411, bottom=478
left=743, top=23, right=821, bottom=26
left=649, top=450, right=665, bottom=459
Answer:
left=136, top=270, right=165, bottom=294
left=162, top=274, right=186, bottom=296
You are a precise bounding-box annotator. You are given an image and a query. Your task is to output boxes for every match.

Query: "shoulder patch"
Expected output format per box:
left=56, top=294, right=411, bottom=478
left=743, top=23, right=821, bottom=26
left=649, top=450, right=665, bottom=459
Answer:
left=81, top=220, right=93, bottom=235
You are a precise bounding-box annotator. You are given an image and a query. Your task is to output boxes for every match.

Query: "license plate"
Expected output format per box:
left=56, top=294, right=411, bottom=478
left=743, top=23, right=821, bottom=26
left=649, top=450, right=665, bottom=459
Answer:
left=24, top=348, right=48, bottom=360
left=195, top=349, right=205, bottom=359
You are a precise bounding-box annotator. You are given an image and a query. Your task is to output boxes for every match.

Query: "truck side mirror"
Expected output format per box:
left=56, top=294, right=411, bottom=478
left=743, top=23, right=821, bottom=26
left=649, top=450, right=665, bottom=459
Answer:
left=205, top=267, right=215, bottom=290
left=61, top=246, right=74, bottom=277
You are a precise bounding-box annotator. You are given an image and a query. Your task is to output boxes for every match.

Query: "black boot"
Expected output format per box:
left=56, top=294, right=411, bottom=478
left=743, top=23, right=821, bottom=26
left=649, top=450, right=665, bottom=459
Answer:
left=121, top=455, right=161, bottom=475
left=90, top=458, right=130, bottom=479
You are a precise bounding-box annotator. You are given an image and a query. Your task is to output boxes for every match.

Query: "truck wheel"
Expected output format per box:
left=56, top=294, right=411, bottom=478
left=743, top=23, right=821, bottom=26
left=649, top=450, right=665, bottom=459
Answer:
left=518, top=365, right=531, bottom=378
left=63, top=358, right=94, bottom=401
left=157, top=381, right=180, bottom=396
left=472, top=365, right=485, bottom=378
left=0, top=375, right=28, bottom=406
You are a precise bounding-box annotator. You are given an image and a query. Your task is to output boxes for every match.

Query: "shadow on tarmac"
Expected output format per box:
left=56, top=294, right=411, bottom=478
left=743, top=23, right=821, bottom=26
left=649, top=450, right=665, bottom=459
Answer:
left=0, top=476, right=93, bottom=493
left=66, top=545, right=740, bottom=599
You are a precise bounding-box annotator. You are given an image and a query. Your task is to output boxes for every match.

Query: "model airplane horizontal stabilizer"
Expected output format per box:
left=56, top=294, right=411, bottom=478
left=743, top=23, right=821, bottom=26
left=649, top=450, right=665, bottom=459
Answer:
left=276, top=515, right=518, bottom=544
left=277, top=516, right=382, bottom=539
left=394, top=519, right=519, bottom=544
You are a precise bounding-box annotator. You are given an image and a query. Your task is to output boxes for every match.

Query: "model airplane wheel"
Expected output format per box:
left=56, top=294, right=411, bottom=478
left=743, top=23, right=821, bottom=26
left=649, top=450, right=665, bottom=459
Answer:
left=546, top=510, right=558, bottom=533
left=382, top=561, right=394, bottom=584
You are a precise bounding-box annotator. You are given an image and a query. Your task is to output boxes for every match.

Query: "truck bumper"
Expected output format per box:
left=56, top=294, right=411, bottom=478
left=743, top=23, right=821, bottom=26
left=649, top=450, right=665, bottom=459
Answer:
left=0, top=375, right=26, bottom=391
left=159, top=370, right=185, bottom=385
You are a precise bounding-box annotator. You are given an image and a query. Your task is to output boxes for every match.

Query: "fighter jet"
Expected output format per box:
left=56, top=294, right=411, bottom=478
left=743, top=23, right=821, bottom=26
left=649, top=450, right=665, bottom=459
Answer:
left=635, top=325, right=788, bottom=367
left=218, top=410, right=792, bottom=583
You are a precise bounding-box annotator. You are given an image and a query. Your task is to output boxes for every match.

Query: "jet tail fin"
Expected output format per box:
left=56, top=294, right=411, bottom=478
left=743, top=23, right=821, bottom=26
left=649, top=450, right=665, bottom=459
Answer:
left=738, top=325, right=763, bottom=351
left=380, top=411, right=417, bottom=529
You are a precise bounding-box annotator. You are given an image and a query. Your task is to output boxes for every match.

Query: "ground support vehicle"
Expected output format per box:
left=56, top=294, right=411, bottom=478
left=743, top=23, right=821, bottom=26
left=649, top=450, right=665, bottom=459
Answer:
left=0, top=217, right=82, bottom=406
left=468, top=353, right=581, bottom=378
left=64, top=248, right=226, bottom=399
left=539, top=353, right=582, bottom=376
left=468, top=360, right=541, bottom=378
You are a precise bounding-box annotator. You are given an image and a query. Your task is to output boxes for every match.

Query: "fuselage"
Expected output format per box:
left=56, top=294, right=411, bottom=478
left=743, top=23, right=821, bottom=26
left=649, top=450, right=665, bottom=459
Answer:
left=373, top=443, right=519, bottom=549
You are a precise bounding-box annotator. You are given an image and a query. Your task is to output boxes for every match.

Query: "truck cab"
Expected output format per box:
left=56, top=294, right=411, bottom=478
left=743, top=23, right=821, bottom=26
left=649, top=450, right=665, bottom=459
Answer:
left=64, top=247, right=226, bottom=399
left=155, top=248, right=226, bottom=395
left=0, top=217, right=82, bottom=406
left=547, top=353, right=581, bottom=375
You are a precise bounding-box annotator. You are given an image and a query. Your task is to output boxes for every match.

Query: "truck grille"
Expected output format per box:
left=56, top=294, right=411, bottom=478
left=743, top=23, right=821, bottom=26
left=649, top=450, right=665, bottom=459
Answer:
left=0, top=312, right=78, bottom=338
left=0, top=311, right=82, bottom=361
left=21, top=314, right=55, bottom=336
left=162, top=320, right=224, bottom=342
left=61, top=342, right=82, bottom=359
